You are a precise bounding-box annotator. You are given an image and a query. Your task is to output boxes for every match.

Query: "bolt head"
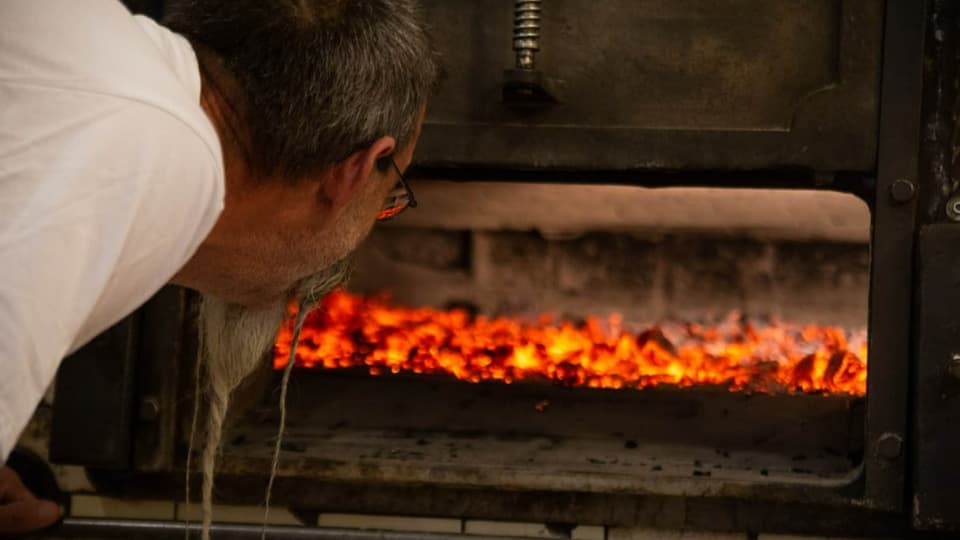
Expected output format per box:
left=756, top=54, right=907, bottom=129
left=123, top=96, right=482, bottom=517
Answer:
left=947, top=197, right=960, bottom=221
left=877, top=432, right=903, bottom=460
left=890, top=178, right=916, bottom=203
left=948, top=354, right=960, bottom=380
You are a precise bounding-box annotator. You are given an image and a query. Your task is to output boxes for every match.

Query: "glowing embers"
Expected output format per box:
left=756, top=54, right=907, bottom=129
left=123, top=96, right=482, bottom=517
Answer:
left=274, top=291, right=867, bottom=396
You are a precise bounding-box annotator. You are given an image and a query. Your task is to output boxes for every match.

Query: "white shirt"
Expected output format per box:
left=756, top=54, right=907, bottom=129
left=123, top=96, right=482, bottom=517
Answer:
left=0, top=1, right=225, bottom=458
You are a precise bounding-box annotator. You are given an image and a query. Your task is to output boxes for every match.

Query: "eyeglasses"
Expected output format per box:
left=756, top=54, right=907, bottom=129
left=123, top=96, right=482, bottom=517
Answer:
left=376, top=158, right=418, bottom=221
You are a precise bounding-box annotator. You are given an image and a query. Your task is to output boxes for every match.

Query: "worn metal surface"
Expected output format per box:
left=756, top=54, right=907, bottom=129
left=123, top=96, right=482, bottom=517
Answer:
left=862, top=0, right=927, bottom=514
left=206, top=372, right=866, bottom=503
left=132, top=287, right=191, bottom=471
left=49, top=315, right=139, bottom=469
left=912, top=224, right=960, bottom=531
left=84, top=370, right=880, bottom=533
left=416, top=0, right=882, bottom=173
left=120, top=0, right=881, bottom=173
left=912, top=6, right=960, bottom=527
left=909, top=0, right=960, bottom=531
left=918, top=0, right=960, bottom=223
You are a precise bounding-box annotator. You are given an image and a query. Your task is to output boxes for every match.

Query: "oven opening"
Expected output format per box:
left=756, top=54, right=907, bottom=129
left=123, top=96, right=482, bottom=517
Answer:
left=214, top=182, right=870, bottom=500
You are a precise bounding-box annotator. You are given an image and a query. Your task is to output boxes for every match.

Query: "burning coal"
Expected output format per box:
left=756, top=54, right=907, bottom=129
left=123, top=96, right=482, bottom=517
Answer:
left=274, top=291, right=867, bottom=396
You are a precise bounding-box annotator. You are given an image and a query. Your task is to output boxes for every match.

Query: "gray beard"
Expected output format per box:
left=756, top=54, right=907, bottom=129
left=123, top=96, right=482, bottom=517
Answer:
left=192, top=257, right=353, bottom=538
left=196, top=256, right=354, bottom=393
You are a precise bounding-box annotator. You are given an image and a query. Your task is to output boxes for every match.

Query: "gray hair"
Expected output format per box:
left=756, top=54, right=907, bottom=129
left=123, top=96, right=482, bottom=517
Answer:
left=164, top=0, right=441, bottom=179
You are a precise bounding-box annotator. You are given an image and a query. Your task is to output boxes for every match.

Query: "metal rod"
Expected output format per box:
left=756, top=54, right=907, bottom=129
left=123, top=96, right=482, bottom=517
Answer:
left=47, top=518, right=543, bottom=540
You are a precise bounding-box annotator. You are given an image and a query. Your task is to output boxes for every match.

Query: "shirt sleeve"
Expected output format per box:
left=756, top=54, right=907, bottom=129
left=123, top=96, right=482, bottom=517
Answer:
left=0, top=93, right=223, bottom=459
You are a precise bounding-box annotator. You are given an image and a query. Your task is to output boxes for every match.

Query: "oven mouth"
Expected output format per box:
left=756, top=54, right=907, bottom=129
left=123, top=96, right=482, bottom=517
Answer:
left=212, top=185, right=872, bottom=505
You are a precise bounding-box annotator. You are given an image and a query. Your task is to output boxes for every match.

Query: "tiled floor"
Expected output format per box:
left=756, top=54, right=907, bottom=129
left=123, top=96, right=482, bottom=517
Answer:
left=176, top=502, right=301, bottom=525
left=464, top=519, right=604, bottom=539
left=65, top=498, right=888, bottom=540
left=757, top=536, right=888, bottom=540
left=318, top=513, right=461, bottom=533
left=608, top=528, right=746, bottom=540
left=70, top=495, right=174, bottom=520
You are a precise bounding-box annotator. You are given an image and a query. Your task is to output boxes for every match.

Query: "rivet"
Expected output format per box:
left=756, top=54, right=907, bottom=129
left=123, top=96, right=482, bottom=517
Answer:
left=877, top=432, right=903, bottom=460
left=946, top=196, right=960, bottom=221
left=890, top=178, right=916, bottom=203
left=947, top=353, right=960, bottom=381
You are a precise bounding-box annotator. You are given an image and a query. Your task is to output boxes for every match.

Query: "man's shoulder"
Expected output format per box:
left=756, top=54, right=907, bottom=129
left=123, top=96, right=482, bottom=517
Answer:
left=0, top=0, right=218, bottom=160
left=0, top=2, right=226, bottom=461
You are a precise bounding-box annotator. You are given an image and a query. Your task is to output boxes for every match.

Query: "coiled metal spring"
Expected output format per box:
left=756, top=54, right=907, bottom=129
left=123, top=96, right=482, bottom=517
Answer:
left=513, top=0, right=541, bottom=69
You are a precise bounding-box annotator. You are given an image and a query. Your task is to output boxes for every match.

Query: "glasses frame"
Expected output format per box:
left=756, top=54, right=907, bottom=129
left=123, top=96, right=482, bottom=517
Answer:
left=376, top=158, right=418, bottom=221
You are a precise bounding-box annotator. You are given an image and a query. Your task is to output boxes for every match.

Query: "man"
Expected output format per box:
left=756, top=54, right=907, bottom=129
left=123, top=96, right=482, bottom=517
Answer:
left=0, top=0, right=440, bottom=532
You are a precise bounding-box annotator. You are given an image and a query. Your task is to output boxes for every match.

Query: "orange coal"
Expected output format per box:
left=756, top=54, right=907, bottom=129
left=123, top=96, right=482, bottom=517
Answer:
left=274, top=291, right=867, bottom=396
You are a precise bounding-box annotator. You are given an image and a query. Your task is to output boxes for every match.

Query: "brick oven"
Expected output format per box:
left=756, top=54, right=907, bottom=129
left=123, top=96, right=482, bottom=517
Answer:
left=16, top=0, right=960, bottom=538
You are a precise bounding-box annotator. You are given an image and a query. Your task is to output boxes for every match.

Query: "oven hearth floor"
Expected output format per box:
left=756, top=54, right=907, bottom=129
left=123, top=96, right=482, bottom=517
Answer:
left=216, top=372, right=864, bottom=498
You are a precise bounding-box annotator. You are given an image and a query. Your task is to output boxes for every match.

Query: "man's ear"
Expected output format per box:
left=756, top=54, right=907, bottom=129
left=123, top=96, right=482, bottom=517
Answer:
left=322, top=136, right=396, bottom=208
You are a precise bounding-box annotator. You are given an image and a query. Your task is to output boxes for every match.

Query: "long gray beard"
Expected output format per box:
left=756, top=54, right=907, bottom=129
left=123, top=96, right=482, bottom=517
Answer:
left=188, top=258, right=353, bottom=540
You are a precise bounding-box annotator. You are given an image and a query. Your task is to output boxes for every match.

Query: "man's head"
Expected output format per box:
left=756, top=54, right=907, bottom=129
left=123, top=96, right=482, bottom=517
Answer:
left=166, top=6, right=439, bottom=528
left=167, top=0, right=440, bottom=306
